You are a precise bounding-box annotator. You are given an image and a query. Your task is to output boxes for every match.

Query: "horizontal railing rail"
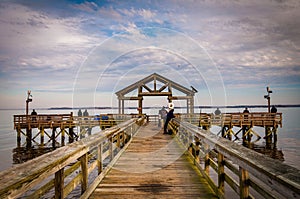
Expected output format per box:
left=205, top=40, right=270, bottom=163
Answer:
left=180, top=112, right=282, bottom=128
left=13, top=114, right=73, bottom=128
left=147, top=114, right=159, bottom=123
left=13, top=113, right=134, bottom=129
left=0, top=116, right=145, bottom=198
left=169, top=118, right=299, bottom=199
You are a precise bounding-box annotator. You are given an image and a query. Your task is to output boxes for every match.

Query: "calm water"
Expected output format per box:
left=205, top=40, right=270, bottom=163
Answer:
left=0, top=107, right=299, bottom=171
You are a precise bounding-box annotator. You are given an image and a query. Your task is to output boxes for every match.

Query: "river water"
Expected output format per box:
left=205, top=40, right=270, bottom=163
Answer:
left=0, top=107, right=299, bottom=171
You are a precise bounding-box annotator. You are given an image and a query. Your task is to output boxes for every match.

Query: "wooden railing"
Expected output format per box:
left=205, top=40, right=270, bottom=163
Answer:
left=180, top=112, right=282, bottom=128
left=0, top=117, right=145, bottom=198
left=74, top=114, right=133, bottom=130
left=13, top=113, right=134, bottom=129
left=147, top=114, right=159, bottom=123
left=14, top=114, right=74, bottom=129
left=169, top=118, right=299, bottom=199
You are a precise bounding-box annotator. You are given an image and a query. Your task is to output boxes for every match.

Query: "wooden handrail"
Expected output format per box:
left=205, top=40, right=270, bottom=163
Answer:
left=13, top=114, right=135, bottom=130
left=0, top=117, right=146, bottom=198
left=169, top=118, right=299, bottom=199
left=180, top=112, right=282, bottom=127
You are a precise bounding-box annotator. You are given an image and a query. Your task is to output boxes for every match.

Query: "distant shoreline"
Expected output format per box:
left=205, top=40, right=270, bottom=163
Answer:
left=46, top=104, right=300, bottom=110
left=1, top=104, right=299, bottom=111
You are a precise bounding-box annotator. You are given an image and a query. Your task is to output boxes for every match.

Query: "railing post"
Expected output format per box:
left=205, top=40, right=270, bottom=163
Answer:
left=117, top=132, right=121, bottom=148
left=52, top=127, right=56, bottom=148
left=61, top=126, right=65, bottom=146
left=218, top=153, right=225, bottom=195
left=205, top=153, right=210, bottom=174
left=26, top=127, right=32, bottom=148
left=69, top=127, right=74, bottom=143
left=239, top=166, right=249, bottom=199
left=17, top=127, right=21, bottom=148
left=40, top=126, right=44, bottom=146
left=97, top=144, right=103, bottom=174
left=55, top=168, right=64, bottom=199
left=204, top=143, right=210, bottom=175
left=273, top=127, right=278, bottom=147
left=80, top=154, right=88, bottom=194
left=122, top=131, right=125, bottom=146
left=79, top=124, right=82, bottom=139
left=194, top=137, right=200, bottom=164
left=109, top=136, right=114, bottom=160
left=265, top=126, right=272, bottom=149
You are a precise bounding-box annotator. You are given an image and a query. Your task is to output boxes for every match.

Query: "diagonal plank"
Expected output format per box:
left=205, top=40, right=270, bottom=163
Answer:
left=90, top=122, right=217, bottom=199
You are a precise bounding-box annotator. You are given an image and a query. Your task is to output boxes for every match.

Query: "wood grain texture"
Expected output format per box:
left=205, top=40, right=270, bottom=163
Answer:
left=90, top=123, right=217, bottom=199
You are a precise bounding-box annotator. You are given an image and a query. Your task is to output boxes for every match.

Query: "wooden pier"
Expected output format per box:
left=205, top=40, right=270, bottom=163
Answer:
left=3, top=73, right=295, bottom=198
left=1, top=116, right=299, bottom=198
left=13, top=111, right=282, bottom=148
left=12, top=111, right=282, bottom=164
left=13, top=113, right=134, bottom=148
left=180, top=112, right=282, bottom=148
left=89, top=122, right=217, bottom=198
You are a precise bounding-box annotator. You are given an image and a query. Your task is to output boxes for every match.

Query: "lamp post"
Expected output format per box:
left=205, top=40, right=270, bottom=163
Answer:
left=26, top=90, right=33, bottom=115
left=264, top=86, right=272, bottom=113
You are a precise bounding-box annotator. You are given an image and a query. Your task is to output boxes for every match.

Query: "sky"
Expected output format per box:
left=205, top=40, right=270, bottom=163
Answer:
left=0, top=0, right=299, bottom=110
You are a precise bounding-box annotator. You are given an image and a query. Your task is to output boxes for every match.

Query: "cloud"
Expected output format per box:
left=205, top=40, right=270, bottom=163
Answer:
left=73, top=1, right=99, bottom=12
left=119, top=7, right=157, bottom=20
left=0, top=2, right=99, bottom=59
left=0, top=2, right=103, bottom=94
left=164, top=0, right=300, bottom=64
left=0, top=0, right=299, bottom=108
left=167, top=0, right=300, bottom=91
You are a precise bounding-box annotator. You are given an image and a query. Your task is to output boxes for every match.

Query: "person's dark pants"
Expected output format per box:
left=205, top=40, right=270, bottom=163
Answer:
left=164, top=119, right=170, bottom=133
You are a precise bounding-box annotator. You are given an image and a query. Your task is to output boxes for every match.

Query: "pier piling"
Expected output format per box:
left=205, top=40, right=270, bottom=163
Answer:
left=26, top=127, right=32, bottom=148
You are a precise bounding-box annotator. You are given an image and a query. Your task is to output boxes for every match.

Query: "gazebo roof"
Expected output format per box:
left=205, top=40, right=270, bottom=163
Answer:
left=115, top=73, right=196, bottom=97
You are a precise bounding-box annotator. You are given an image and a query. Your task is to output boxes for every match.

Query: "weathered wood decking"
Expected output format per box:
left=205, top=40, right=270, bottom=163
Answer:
left=1, top=116, right=299, bottom=198
left=90, top=123, right=217, bottom=199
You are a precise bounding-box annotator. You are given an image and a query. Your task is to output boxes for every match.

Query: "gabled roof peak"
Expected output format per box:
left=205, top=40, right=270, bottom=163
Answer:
left=115, top=73, right=195, bottom=96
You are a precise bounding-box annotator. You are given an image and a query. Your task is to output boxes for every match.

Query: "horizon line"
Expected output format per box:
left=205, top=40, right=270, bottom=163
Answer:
left=1, top=104, right=300, bottom=111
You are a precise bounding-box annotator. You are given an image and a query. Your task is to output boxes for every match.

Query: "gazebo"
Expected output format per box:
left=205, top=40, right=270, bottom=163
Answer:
left=115, top=73, right=197, bottom=114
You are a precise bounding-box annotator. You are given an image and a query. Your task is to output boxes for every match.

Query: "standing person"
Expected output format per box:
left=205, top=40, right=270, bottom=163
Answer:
left=271, top=105, right=277, bottom=113
left=31, top=109, right=37, bottom=121
left=159, top=106, right=167, bottom=126
left=214, top=108, right=221, bottom=115
left=83, top=109, right=89, bottom=120
left=78, top=109, right=82, bottom=117
left=164, top=108, right=175, bottom=134
left=31, top=109, right=37, bottom=115
left=83, top=109, right=89, bottom=116
left=243, top=107, right=250, bottom=122
left=243, top=107, right=249, bottom=113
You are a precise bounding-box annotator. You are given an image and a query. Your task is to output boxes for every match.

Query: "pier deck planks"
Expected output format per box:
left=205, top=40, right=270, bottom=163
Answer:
left=90, top=123, right=217, bottom=199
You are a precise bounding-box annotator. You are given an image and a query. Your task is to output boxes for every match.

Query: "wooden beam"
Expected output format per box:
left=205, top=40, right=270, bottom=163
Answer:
left=154, top=76, right=157, bottom=91
left=168, top=83, right=172, bottom=93
left=239, top=166, right=249, bottom=199
left=97, top=144, right=103, bottom=174
left=170, top=96, right=193, bottom=100
left=115, top=73, right=195, bottom=97
left=80, top=154, right=88, bottom=194
left=158, top=83, right=169, bottom=92
left=55, top=169, right=64, bottom=199
left=139, top=92, right=172, bottom=96
left=118, top=97, right=143, bottom=100
left=142, top=84, right=153, bottom=92
left=218, top=153, right=225, bottom=195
